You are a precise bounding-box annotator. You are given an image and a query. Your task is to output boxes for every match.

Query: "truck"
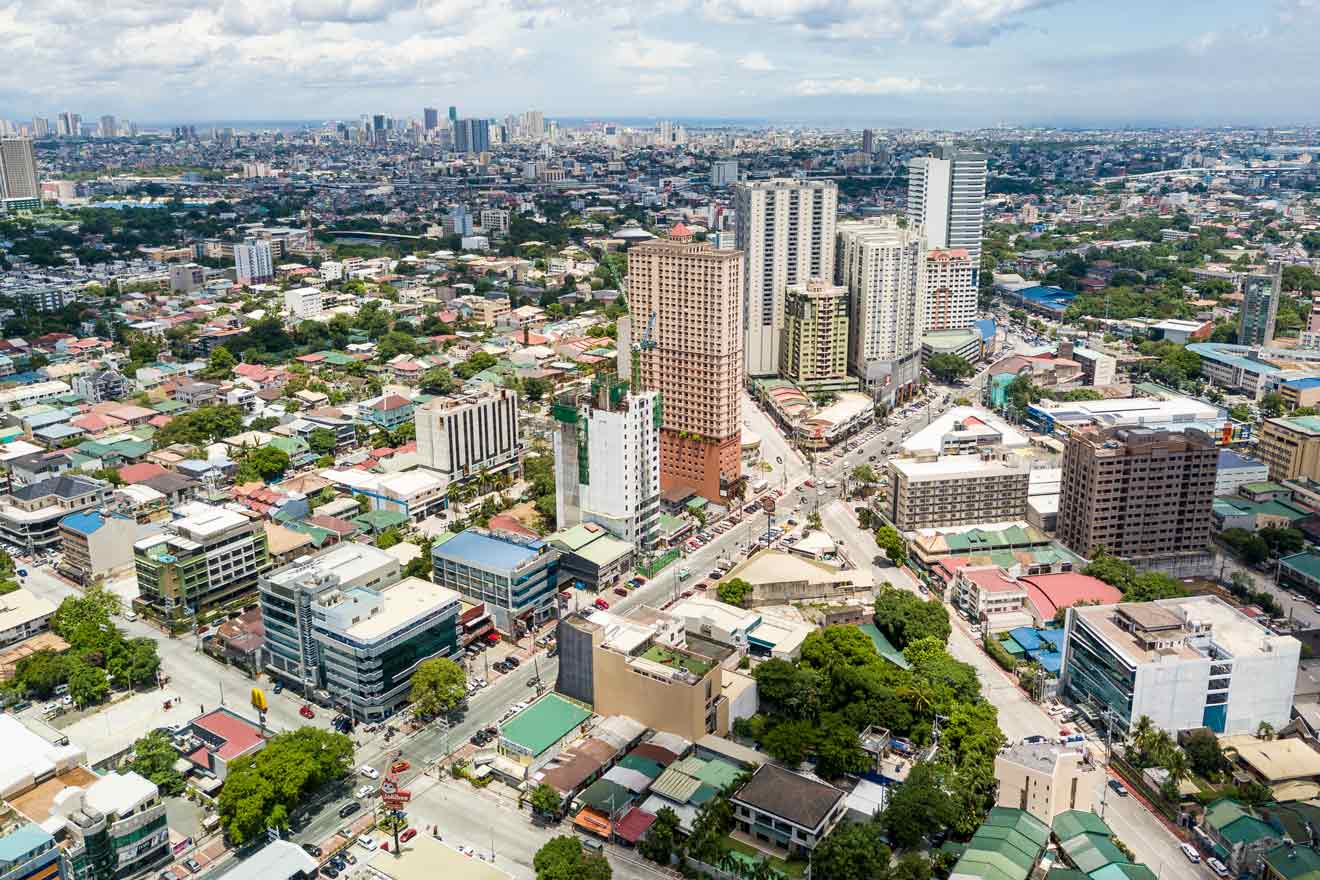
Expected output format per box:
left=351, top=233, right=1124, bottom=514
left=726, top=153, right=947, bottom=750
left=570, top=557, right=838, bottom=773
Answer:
left=677, top=568, right=691, bottom=581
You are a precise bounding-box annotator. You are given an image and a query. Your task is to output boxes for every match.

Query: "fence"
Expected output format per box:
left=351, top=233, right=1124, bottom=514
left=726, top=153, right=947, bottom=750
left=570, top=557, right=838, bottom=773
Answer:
left=639, top=549, right=680, bottom=578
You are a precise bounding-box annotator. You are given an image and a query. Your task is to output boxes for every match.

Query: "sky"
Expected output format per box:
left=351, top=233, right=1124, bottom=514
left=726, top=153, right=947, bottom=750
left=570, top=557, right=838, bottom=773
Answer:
left=3, top=0, right=1319, bottom=128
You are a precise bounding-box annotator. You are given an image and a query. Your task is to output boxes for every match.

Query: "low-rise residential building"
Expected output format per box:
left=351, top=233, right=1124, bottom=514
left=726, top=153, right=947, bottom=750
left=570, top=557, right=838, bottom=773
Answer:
left=282, top=287, right=323, bottom=320
left=1198, top=798, right=1284, bottom=877
left=0, top=589, right=56, bottom=649
left=994, top=740, right=1099, bottom=824
left=1216, top=450, right=1272, bottom=495
left=886, top=453, right=1031, bottom=532
left=133, top=503, right=271, bottom=620
left=177, top=708, right=266, bottom=781
left=358, top=394, right=414, bottom=431
left=69, top=370, right=127, bottom=406
left=953, top=566, right=1031, bottom=632
left=730, top=763, right=847, bottom=857
left=0, top=476, right=114, bottom=554
left=57, top=512, right=137, bottom=586
left=432, top=529, right=560, bottom=636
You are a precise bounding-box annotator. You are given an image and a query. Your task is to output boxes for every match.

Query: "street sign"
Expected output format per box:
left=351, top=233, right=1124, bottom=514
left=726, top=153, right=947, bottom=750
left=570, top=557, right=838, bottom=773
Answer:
left=760, top=496, right=775, bottom=514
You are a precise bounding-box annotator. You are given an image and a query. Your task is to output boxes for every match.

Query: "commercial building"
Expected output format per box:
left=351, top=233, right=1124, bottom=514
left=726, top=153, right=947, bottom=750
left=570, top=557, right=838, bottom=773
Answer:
left=730, top=763, right=847, bottom=857
left=0, top=589, right=55, bottom=649
left=432, top=529, right=560, bottom=636
left=177, top=708, right=266, bottom=781
left=57, top=512, right=136, bottom=586
left=1060, top=596, right=1300, bottom=734
left=709, top=159, right=738, bottom=187
left=1259, top=415, right=1320, bottom=482
left=413, top=388, right=522, bottom=484
left=721, top=549, right=873, bottom=608
left=837, top=218, right=926, bottom=405
left=1240, top=262, right=1282, bottom=347
left=555, top=607, right=730, bottom=742
left=218, top=842, right=315, bottom=880
left=907, top=146, right=988, bottom=274
left=1028, top=395, right=1232, bottom=442
left=994, top=740, right=1099, bottom=824
left=168, top=263, right=205, bottom=294
left=283, top=287, right=323, bottom=320
left=260, top=542, right=400, bottom=694
left=234, top=239, right=274, bottom=286
left=547, top=524, right=634, bottom=593
left=1215, top=450, right=1271, bottom=496
left=733, top=179, right=837, bottom=376
left=923, top=248, right=977, bottom=332
left=552, top=376, right=661, bottom=549
left=627, top=226, right=743, bottom=502
left=0, top=476, right=114, bottom=554
left=133, top=503, right=271, bottom=620
left=453, top=118, right=490, bottom=154
left=779, top=278, right=851, bottom=393
left=886, top=453, right=1031, bottom=532
left=1186, top=342, right=1280, bottom=400
left=1057, top=427, right=1217, bottom=571
left=1070, top=345, right=1117, bottom=387
left=0, top=823, right=62, bottom=880
left=900, top=406, right=1030, bottom=458
left=0, top=139, right=39, bottom=203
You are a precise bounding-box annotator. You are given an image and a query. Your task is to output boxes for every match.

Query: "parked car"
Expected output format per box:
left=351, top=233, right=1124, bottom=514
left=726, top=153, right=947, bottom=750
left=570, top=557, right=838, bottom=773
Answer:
left=338, top=802, right=361, bottom=819
left=299, top=705, right=315, bottom=719
left=1207, top=858, right=1228, bottom=877
left=506, top=656, right=520, bottom=668
left=1108, top=779, right=1128, bottom=797
left=355, top=785, right=374, bottom=799
left=613, top=587, right=627, bottom=597
left=358, top=765, right=379, bottom=779
left=301, top=844, right=322, bottom=858
left=390, top=760, right=410, bottom=774
left=401, top=828, right=418, bottom=843
left=594, top=598, right=610, bottom=610
left=272, top=681, right=283, bottom=694
left=320, top=867, right=339, bottom=878
left=1180, top=844, right=1200, bottom=864
left=356, top=837, right=378, bottom=852
left=183, top=859, right=202, bottom=874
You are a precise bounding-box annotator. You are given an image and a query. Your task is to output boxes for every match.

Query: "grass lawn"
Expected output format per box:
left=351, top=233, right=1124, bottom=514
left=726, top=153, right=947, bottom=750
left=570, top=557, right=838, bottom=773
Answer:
left=723, top=836, right=807, bottom=879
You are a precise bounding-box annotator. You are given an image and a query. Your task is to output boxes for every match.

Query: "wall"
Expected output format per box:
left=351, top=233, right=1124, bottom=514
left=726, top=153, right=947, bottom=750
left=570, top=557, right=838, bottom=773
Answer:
left=591, top=646, right=722, bottom=742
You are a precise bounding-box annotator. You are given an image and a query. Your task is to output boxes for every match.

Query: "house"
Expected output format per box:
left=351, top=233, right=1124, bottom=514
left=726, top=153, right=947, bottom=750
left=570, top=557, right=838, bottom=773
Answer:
left=1196, top=798, right=1284, bottom=877
left=70, top=369, right=129, bottom=405
left=178, top=707, right=266, bottom=780
left=359, top=394, right=415, bottom=431
left=174, top=382, right=219, bottom=407
left=730, top=763, right=847, bottom=857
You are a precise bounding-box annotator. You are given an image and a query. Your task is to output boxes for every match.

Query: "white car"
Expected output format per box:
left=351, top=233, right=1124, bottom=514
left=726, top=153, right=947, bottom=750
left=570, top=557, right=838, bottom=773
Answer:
left=1180, top=843, right=1200, bottom=864
left=358, top=766, right=380, bottom=780
left=355, top=785, right=374, bottom=799
left=1207, top=858, right=1228, bottom=877
left=356, top=837, right=378, bottom=852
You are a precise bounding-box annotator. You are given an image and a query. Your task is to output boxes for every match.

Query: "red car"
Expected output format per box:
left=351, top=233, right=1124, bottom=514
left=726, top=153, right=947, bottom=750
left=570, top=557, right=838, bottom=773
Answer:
left=299, top=705, right=315, bottom=719
left=613, top=587, right=628, bottom=597
left=594, top=598, right=610, bottom=610
left=400, top=829, right=417, bottom=843
left=390, top=760, right=410, bottom=774
left=634, top=575, right=647, bottom=584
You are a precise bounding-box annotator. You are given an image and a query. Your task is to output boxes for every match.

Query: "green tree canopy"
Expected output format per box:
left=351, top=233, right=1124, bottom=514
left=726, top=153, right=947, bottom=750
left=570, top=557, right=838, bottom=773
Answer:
left=873, top=586, right=950, bottom=649
left=217, top=728, right=353, bottom=844
left=408, top=657, right=466, bottom=718
left=925, top=353, right=975, bottom=384
left=812, top=820, right=892, bottom=880
left=131, top=731, right=186, bottom=795
left=716, top=578, right=752, bottom=607
left=532, top=836, right=611, bottom=880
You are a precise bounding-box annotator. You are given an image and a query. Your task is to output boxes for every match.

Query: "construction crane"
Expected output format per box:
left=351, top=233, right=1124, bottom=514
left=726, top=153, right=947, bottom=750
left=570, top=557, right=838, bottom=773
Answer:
left=630, top=312, right=657, bottom=392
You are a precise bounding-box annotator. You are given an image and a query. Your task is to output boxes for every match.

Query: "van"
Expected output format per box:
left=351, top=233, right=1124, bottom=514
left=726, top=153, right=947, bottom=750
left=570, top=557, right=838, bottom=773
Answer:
left=1180, top=844, right=1200, bottom=864
left=582, top=838, right=604, bottom=854
left=42, top=703, right=61, bottom=719
left=54, top=684, right=70, bottom=697
left=123, top=611, right=137, bottom=622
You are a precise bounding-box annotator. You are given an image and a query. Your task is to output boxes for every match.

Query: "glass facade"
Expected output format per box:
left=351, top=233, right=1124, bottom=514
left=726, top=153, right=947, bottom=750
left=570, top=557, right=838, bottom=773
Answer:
left=1062, top=617, right=1136, bottom=725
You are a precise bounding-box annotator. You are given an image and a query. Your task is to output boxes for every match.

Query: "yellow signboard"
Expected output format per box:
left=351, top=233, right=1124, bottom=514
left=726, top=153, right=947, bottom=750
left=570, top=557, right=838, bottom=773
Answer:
left=250, top=688, right=267, bottom=713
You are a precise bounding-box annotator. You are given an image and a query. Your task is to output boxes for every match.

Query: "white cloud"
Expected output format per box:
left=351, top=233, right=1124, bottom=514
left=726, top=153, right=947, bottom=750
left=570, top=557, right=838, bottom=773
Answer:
left=794, top=75, right=929, bottom=96
left=289, top=0, right=410, bottom=23
left=609, top=36, right=712, bottom=69
left=737, top=51, right=775, bottom=71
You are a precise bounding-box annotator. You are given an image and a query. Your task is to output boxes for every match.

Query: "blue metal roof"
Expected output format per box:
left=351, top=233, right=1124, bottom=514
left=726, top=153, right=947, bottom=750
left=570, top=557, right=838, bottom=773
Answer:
left=1284, top=377, right=1320, bottom=390
left=1218, top=450, right=1266, bottom=471
left=0, top=824, right=52, bottom=862
left=974, top=319, right=997, bottom=341
left=434, top=529, right=544, bottom=572
left=1186, top=342, right=1280, bottom=375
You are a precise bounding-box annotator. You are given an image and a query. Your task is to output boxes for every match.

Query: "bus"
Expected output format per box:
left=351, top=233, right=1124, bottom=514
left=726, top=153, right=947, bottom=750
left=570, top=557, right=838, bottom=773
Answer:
left=751, top=479, right=769, bottom=495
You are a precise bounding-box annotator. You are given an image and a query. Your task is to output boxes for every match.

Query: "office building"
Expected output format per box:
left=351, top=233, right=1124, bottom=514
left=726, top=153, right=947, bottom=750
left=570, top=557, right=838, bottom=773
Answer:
left=97, top=116, right=115, bottom=138
left=234, top=238, right=273, bottom=285
left=1061, top=596, right=1300, bottom=734
left=432, top=529, right=560, bottom=636
left=283, top=286, right=323, bottom=319
left=168, top=263, right=205, bottom=293
left=779, top=277, right=850, bottom=392
left=627, top=226, right=743, bottom=502
left=886, top=453, right=1030, bottom=531
left=454, top=118, right=490, bottom=154
left=0, top=475, right=114, bottom=554
left=1057, top=427, right=1216, bottom=570
left=57, top=511, right=136, bottom=587
left=552, top=375, right=661, bottom=549
left=734, top=179, right=838, bottom=376
left=556, top=606, right=731, bottom=741
left=60, top=772, right=169, bottom=880
left=0, top=823, right=63, bottom=880
left=1258, top=415, right=1320, bottom=482
left=836, top=217, right=926, bottom=405
left=0, top=138, right=38, bottom=202
left=1240, top=263, right=1283, bottom=347
left=710, top=159, right=738, bottom=187
left=448, top=106, right=457, bottom=125
left=861, top=128, right=876, bottom=154
left=923, top=248, right=977, bottom=332
left=56, top=113, right=79, bottom=138
left=907, top=146, right=988, bottom=274
left=0, top=589, right=55, bottom=649
left=994, top=740, right=1098, bottom=824
left=1215, top=450, right=1271, bottom=495
left=261, top=543, right=401, bottom=694
left=413, top=388, right=522, bottom=484
left=1069, top=344, right=1117, bottom=387
left=134, top=503, right=271, bottom=620
left=423, top=107, right=439, bottom=131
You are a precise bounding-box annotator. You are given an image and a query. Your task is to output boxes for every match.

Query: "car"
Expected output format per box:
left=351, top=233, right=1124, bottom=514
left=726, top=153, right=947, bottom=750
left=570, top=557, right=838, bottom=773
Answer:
left=272, top=681, right=284, bottom=694
left=613, top=587, right=627, bottom=597
left=1108, top=779, right=1128, bottom=797
left=401, top=828, right=418, bottom=843
left=708, top=570, right=721, bottom=578
left=301, top=844, right=322, bottom=858
left=594, top=598, right=610, bottom=610
left=299, top=705, right=315, bottom=719
left=1023, top=734, right=1046, bottom=744
left=357, top=837, right=378, bottom=852
left=183, top=859, right=202, bottom=874
left=1207, top=858, right=1229, bottom=877
left=680, top=590, right=693, bottom=598
left=1180, top=843, right=1200, bottom=864
left=634, top=576, right=647, bottom=584
left=338, top=802, right=361, bottom=819
left=359, top=765, right=379, bottom=779
left=160, top=872, right=179, bottom=880
left=506, top=656, right=520, bottom=668
left=527, top=677, right=541, bottom=688
left=320, top=868, right=339, bottom=879
left=355, top=785, right=374, bottom=799
left=470, top=733, right=485, bottom=746
left=391, top=760, right=410, bottom=773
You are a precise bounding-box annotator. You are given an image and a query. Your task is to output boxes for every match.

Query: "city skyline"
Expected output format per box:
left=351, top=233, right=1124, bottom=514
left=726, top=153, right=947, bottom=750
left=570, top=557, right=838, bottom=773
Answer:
left=2, top=0, right=1319, bottom=126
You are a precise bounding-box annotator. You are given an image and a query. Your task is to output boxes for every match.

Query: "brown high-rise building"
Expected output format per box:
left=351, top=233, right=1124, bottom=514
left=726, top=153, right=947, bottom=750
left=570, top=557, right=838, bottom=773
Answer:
left=628, top=224, right=743, bottom=502
left=1057, top=427, right=1216, bottom=569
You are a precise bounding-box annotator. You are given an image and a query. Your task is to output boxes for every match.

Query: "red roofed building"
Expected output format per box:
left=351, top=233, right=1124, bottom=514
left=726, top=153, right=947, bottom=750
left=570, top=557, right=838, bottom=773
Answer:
left=1019, top=572, right=1121, bottom=626
left=669, top=222, right=692, bottom=241
left=181, top=707, right=266, bottom=780
left=119, top=462, right=169, bottom=485
left=952, top=566, right=1030, bottom=632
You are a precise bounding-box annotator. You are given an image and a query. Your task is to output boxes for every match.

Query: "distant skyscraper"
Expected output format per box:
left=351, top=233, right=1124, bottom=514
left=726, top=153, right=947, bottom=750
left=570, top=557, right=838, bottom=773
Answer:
left=907, top=146, right=988, bottom=278
left=99, top=115, right=116, bottom=138
left=1240, top=262, right=1282, bottom=347
left=234, top=238, right=274, bottom=286
left=837, top=217, right=926, bottom=405
left=31, top=117, right=48, bottom=138
left=57, top=112, right=80, bottom=138
left=522, top=110, right=544, bottom=140
left=454, top=119, right=489, bottom=154
left=0, top=138, right=39, bottom=201
left=710, top=159, right=738, bottom=187
left=733, top=178, right=837, bottom=376
left=423, top=107, right=439, bottom=131
left=628, top=224, right=743, bottom=503
left=448, top=106, right=457, bottom=125
left=862, top=128, right=875, bottom=155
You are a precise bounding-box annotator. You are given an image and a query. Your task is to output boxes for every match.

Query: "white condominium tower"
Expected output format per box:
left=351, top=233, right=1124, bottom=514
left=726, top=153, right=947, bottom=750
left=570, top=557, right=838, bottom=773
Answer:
left=837, top=218, right=926, bottom=406
left=907, top=146, right=988, bottom=278
left=234, top=238, right=274, bottom=285
left=923, top=248, right=977, bottom=332
left=0, top=138, right=39, bottom=201
left=734, top=178, right=837, bottom=377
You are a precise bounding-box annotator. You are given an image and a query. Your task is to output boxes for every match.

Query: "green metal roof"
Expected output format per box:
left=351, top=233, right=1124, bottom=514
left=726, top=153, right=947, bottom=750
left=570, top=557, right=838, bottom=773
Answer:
left=1203, top=798, right=1277, bottom=846
left=1062, top=833, right=1128, bottom=873
left=857, top=623, right=913, bottom=670
left=354, top=509, right=409, bottom=532
left=1264, top=845, right=1320, bottom=880
left=615, top=754, right=664, bottom=780
left=577, top=778, right=632, bottom=813
left=1053, top=810, right=1113, bottom=843
left=268, top=435, right=310, bottom=455
left=1282, top=552, right=1320, bottom=581
left=951, top=808, right=1051, bottom=880
left=1091, top=864, right=1158, bottom=880
left=499, top=694, right=590, bottom=758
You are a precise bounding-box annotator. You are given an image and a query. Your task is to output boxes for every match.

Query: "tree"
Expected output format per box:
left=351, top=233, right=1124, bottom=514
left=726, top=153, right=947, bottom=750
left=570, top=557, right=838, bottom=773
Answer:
left=1260, top=527, right=1305, bottom=558
left=873, top=585, right=951, bottom=649
left=408, top=657, right=466, bottom=718
left=884, top=762, right=957, bottom=850
left=1261, top=392, right=1285, bottom=419
left=851, top=464, right=878, bottom=485
left=533, top=836, right=611, bottom=880
left=812, top=821, right=891, bottom=880
left=14, top=650, right=69, bottom=697
left=218, top=728, right=353, bottom=845
left=1125, top=570, right=1188, bottom=602
left=238, top=445, right=290, bottom=483
left=131, top=731, right=185, bottom=795
left=419, top=366, right=456, bottom=395
left=874, top=525, right=906, bottom=566
left=1084, top=552, right=1137, bottom=593
left=204, top=345, right=236, bottom=380
left=926, top=353, right=975, bottom=384
left=751, top=659, right=821, bottom=720
left=1183, top=729, right=1228, bottom=779
left=51, top=588, right=119, bottom=638
left=307, top=427, right=338, bottom=456
left=638, top=806, right=681, bottom=866
left=524, top=377, right=551, bottom=403
left=763, top=719, right=816, bottom=766
left=814, top=714, right=870, bottom=779
left=529, top=782, right=562, bottom=818
left=152, top=405, right=244, bottom=449
left=67, top=661, right=109, bottom=707
left=716, top=578, right=752, bottom=607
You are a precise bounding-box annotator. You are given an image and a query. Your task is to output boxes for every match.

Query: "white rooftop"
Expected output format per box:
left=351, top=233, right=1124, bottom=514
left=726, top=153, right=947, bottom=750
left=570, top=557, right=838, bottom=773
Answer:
left=172, top=503, right=251, bottom=539
left=267, top=542, right=397, bottom=588
left=378, top=469, right=446, bottom=496
left=902, top=406, right=1029, bottom=456
left=889, top=454, right=1028, bottom=481
left=1033, top=395, right=1220, bottom=425
left=329, top=577, right=460, bottom=642
left=0, top=589, right=55, bottom=633
left=85, top=771, right=157, bottom=815
left=0, top=715, right=86, bottom=800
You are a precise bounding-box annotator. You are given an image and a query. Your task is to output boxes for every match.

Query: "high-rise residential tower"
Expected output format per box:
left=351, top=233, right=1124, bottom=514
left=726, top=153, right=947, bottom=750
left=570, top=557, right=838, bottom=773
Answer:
left=628, top=225, right=743, bottom=502
left=734, top=178, right=837, bottom=376
left=234, top=238, right=274, bottom=285
left=837, top=217, right=926, bottom=405
left=1239, top=262, right=1282, bottom=347
left=862, top=129, right=876, bottom=155
left=780, top=278, right=850, bottom=392
left=0, top=138, right=39, bottom=201
left=1057, top=426, right=1216, bottom=571
left=907, top=146, right=988, bottom=279
left=454, top=119, right=490, bottom=154
left=99, top=115, right=116, bottom=138
left=423, top=107, right=439, bottom=131
left=922, top=248, right=977, bottom=331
